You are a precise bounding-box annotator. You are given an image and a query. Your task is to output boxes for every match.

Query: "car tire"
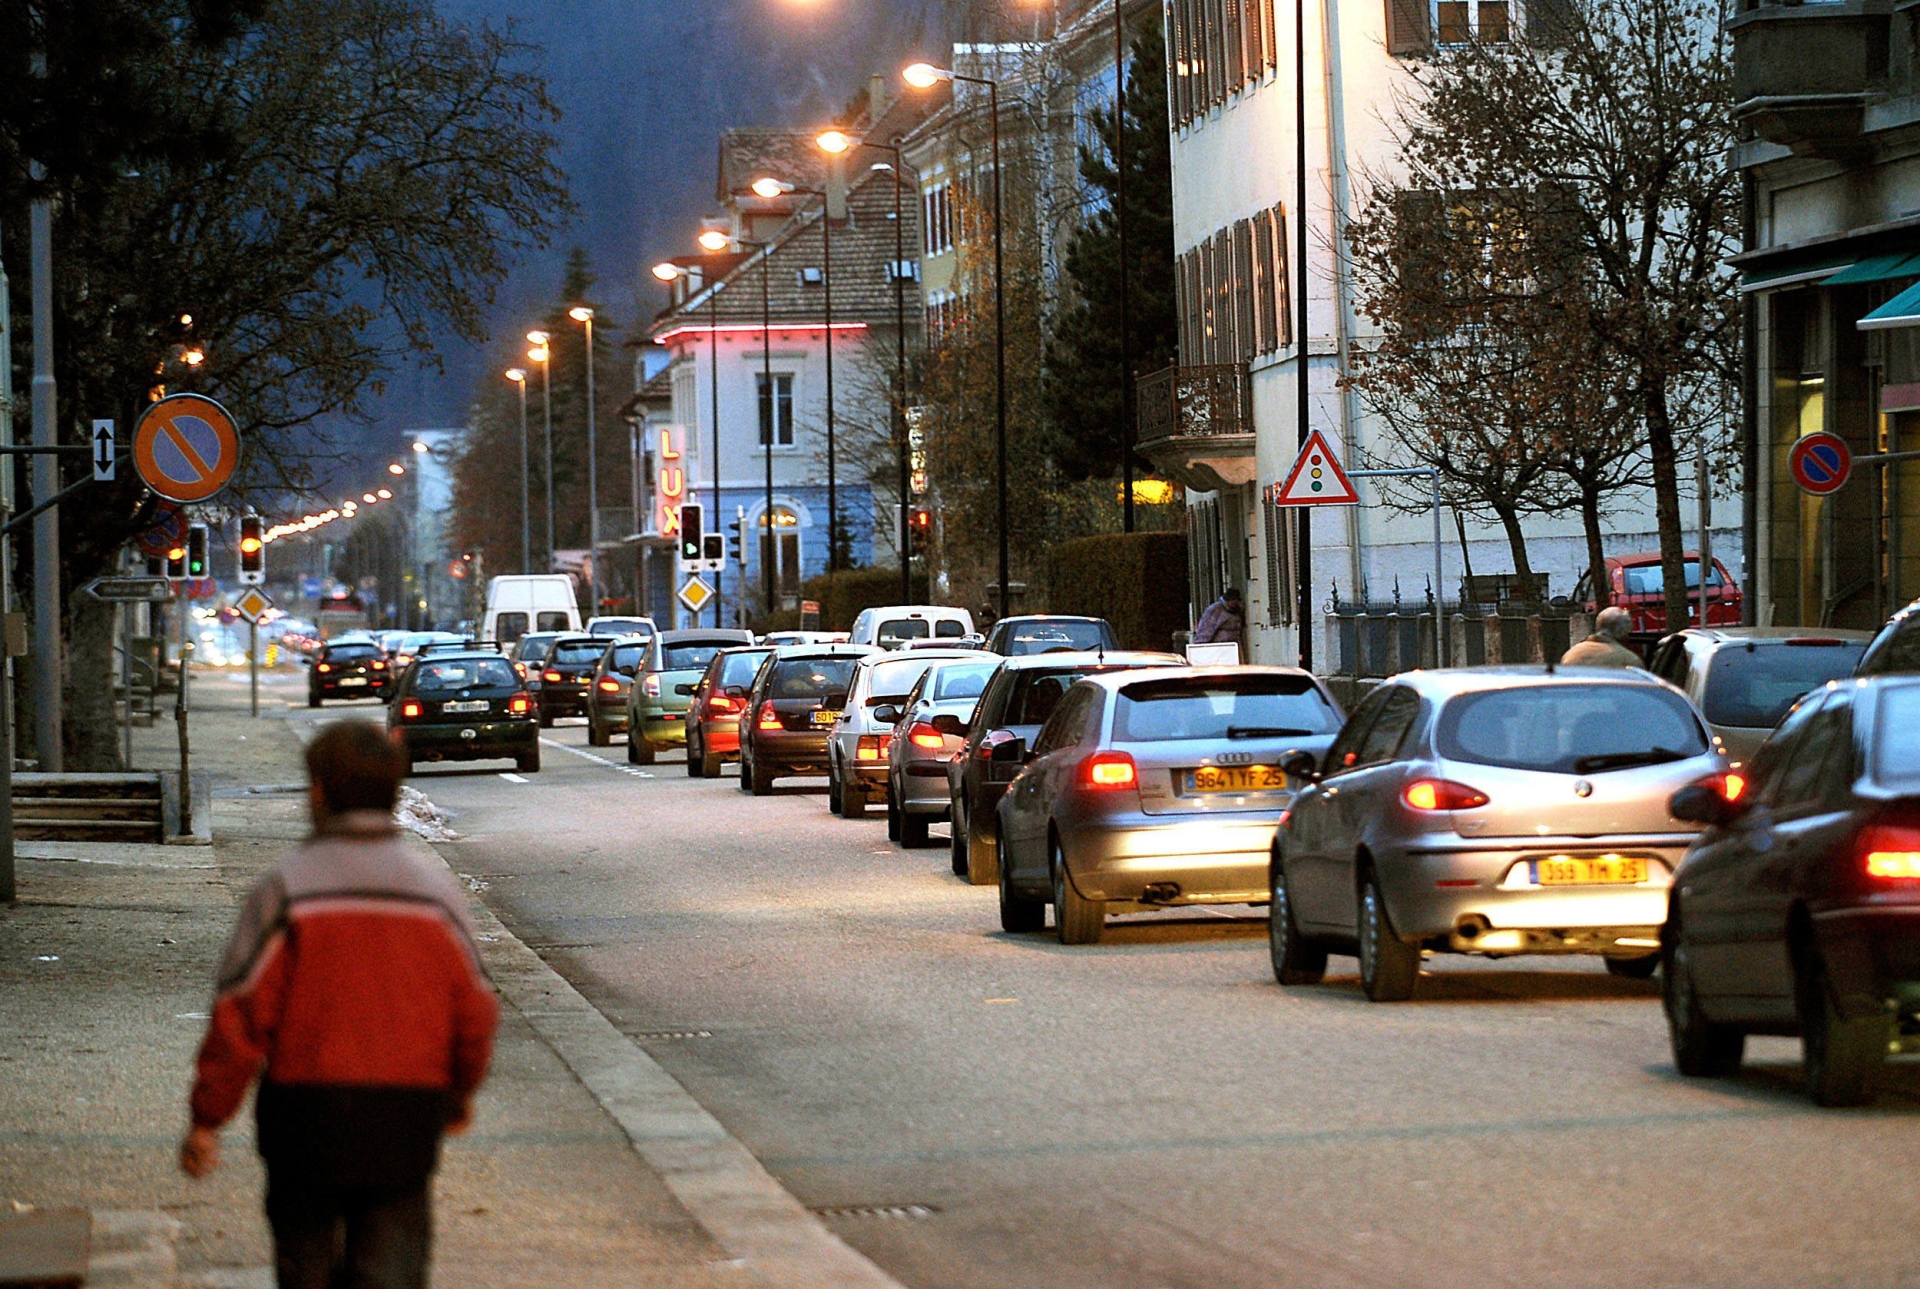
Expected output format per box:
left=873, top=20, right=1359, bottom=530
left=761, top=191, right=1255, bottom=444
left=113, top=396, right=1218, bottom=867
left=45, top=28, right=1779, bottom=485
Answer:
left=1799, top=951, right=1888, bottom=1107
left=751, top=758, right=775, bottom=796
left=702, top=750, right=724, bottom=778
left=737, top=748, right=754, bottom=793
left=967, top=810, right=999, bottom=887
left=629, top=735, right=656, bottom=765
left=588, top=719, right=608, bottom=747
left=1664, top=931, right=1745, bottom=1078
left=1605, top=953, right=1661, bottom=980
left=841, top=781, right=867, bottom=818
left=308, top=694, right=321, bottom=709
left=516, top=746, right=541, bottom=774
left=1052, top=839, right=1104, bottom=945
left=999, top=834, right=1045, bottom=933
left=1268, top=865, right=1327, bottom=987
left=901, top=811, right=930, bottom=849
left=1357, top=874, right=1418, bottom=1002
left=886, top=787, right=902, bottom=842
left=539, top=707, right=554, bottom=729
left=949, top=797, right=968, bottom=875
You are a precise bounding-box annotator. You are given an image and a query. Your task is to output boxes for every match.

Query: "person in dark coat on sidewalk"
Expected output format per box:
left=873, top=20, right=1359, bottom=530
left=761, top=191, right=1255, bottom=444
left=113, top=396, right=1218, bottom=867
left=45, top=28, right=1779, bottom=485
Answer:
left=180, top=721, right=498, bottom=1289
left=1193, top=587, right=1246, bottom=645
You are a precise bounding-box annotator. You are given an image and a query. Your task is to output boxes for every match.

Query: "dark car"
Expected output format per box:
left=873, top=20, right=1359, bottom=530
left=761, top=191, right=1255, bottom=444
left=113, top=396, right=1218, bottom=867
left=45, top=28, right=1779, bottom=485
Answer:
left=983, top=615, right=1119, bottom=657
left=1856, top=596, right=1920, bottom=677
left=947, top=651, right=1184, bottom=884
left=534, top=634, right=618, bottom=726
left=308, top=639, right=393, bottom=707
left=387, top=650, right=539, bottom=773
left=737, top=645, right=877, bottom=796
left=1665, top=674, right=1920, bottom=1106
left=883, top=657, right=1001, bottom=849
left=513, top=631, right=565, bottom=693
left=585, top=637, right=648, bottom=747
left=686, top=645, right=774, bottom=778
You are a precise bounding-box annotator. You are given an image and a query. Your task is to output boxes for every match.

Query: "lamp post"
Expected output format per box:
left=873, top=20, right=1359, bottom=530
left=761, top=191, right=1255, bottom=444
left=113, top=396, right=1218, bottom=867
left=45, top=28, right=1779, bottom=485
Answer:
left=1115, top=2, right=1134, bottom=533
left=1293, top=0, right=1312, bottom=668
left=753, top=175, right=842, bottom=573
left=505, top=367, right=530, bottom=574
left=905, top=60, right=1008, bottom=617
left=528, top=331, right=554, bottom=569
left=570, top=305, right=600, bottom=611
left=706, top=230, right=775, bottom=618
left=654, top=254, right=727, bottom=626
left=818, top=129, right=916, bottom=603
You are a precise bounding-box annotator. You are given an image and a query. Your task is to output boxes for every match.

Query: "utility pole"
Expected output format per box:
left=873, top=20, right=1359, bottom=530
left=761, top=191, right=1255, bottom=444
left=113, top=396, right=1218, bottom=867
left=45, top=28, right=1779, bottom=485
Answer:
left=0, top=219, right=15, bottom=901
left=1116, top=0, right=1135, bottom=533
left=1294, top=0, right=1313, bottom=672
left=30, top=145, right=60, bottom=772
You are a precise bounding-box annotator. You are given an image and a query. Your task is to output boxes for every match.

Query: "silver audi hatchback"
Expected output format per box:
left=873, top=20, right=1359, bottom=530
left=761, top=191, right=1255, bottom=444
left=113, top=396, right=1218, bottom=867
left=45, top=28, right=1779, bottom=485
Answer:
left=1269, top=666, right=1724, bottom=1001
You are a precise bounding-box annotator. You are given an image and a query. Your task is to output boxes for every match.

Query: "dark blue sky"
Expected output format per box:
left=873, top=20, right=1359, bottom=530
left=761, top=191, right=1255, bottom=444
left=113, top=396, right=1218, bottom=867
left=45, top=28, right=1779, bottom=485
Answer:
left=347, top=0, right=959, bottom=468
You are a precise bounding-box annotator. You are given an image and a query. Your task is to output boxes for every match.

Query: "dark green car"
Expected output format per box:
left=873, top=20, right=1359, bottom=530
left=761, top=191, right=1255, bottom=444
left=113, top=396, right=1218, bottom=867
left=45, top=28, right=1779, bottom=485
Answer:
left=387, top=650, right=540, bottom=773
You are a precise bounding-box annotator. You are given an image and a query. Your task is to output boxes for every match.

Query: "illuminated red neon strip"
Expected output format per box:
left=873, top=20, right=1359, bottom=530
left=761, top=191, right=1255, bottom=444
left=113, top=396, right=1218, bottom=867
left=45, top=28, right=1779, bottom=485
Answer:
left=653, top=322, right=871, bottom=344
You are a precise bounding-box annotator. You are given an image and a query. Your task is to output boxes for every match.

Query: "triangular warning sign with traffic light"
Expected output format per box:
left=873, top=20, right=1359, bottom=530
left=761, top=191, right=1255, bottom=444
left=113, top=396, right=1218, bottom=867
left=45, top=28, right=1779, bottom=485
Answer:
left=1270, top=430, right=1360, bottom=507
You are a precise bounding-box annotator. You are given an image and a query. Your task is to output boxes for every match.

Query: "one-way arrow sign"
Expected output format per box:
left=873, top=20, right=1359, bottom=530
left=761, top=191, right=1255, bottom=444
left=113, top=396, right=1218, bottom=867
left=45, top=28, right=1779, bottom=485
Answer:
left=91, top=419, right=116, bottom=483
left=82, top=575, right=173, bottom=603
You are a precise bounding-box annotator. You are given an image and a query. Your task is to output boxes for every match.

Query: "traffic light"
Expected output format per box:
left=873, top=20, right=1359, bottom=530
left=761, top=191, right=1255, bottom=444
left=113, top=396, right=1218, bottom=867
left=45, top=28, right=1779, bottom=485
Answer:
left=165, top=540, right=187, bottom=580
left=678, top=501, right=704, bottom=563
left=238, top=513, right=265, bottom=585
left=909, top=507, right=932, bottom=536
left=185, top=523, right=209, bottom=579
left=701, top=533, right=724, bottom=564
left=727, top=510, right=745, bottom=564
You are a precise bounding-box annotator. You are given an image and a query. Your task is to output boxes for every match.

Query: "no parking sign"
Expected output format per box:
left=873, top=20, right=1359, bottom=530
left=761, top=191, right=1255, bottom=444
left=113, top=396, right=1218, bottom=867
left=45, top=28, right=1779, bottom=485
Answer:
left=133, top=394, right=239, bottom=503
left=1789, top=432, right=1852, bottom=497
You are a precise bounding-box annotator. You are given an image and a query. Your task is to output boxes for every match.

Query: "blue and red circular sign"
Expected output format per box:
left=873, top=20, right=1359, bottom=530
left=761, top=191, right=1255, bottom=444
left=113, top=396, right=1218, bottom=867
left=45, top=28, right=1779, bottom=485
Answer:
left=1790, top=432, right=1852, bottom=496
left=134, top=393, right=239, bottom=504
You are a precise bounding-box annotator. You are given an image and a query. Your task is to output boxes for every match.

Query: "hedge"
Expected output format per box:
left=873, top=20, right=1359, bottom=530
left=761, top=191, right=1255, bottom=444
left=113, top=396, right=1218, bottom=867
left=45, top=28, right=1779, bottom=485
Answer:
left=751, top=566, right=931, bottom=633
left=1042, top=532, right=1190, bottom=653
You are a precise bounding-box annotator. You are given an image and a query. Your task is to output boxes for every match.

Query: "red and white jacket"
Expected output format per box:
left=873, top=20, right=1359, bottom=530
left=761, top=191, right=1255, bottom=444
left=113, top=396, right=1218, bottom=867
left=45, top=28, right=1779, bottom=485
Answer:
left=190, top=811, right=498, bottom=1185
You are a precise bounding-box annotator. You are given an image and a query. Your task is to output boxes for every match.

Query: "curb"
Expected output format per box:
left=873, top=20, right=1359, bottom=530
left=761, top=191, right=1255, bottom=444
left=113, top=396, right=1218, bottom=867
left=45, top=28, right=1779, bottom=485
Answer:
left=408, top=833, right=906, bottom=1289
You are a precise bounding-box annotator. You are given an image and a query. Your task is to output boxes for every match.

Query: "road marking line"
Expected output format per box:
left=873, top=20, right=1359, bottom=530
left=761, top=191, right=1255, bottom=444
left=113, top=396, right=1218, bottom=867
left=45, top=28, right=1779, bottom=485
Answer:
left=499, top=773, right=529, bottom=784
left=541, top=737, right=654, bottom=778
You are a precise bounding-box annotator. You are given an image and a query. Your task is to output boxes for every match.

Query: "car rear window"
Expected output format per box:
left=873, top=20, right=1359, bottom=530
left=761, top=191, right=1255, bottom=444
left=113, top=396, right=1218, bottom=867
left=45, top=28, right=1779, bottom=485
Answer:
left=594, top=619, right=653, bottom=637
left=1005, top=622, right=1108, bottom=655
left=608, top=645, right=644, bottom=672
left=1113, top=675, right=1340, bottom=742
left=1622, top=563, right=1725, bottom=596
left=932, top=662, right=997, bottom=700
left=518, top=637, right=557, bottom=663
left=768, top=658, right=859, bottom=699
left=1004, top=670, right=1087, bottom=725
left=1701, top=641, right=1865, bottom=728
left=494, top=612, right=529, bottom=644
left=662, top=643, right=726, bottom=673
left=416, top=659, right=517, bottom=692
left=878, top=618, right=930, bottom=641
left=935, top=620, right=966, bottom=637
left=536, top=611, right=572, bottom=631
left=1858, top=614, right=1920, bottom=677
left=1872, top=684, right=1920, bottom=786
left=552, top=640, right=609, bottom=665
left=719, top=650, right=772, bottom=687
left=867, top=658, right=935, bottom=700
left=325, top=644, right=379, bottom=661
left=1437, top=684, right=1706, bottom=774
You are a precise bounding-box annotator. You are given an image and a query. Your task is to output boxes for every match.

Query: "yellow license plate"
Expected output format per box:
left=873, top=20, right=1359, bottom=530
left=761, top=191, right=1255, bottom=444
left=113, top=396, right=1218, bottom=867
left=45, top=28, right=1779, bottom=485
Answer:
left=1188, top=765, right=1288, bottom=793
left=1532, top=856, right=1648, bottom=886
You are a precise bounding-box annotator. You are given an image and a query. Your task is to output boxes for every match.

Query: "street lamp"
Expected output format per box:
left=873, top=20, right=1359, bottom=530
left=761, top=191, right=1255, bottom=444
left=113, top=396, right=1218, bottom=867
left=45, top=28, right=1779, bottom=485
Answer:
left=818, top=127, right=916, bottom=604
left=569, top=306, right=600, bottom=611
left=753, top=173, right=842, bottom=573
left=904, top=60, right=1009, bottom=617
left=528, top=330, right=554, bottom=570
left=505, top=366, right=531, bottom=574
left=654, top=256, right=727, bottom=626
left=705, top=229, right=776, bottom=619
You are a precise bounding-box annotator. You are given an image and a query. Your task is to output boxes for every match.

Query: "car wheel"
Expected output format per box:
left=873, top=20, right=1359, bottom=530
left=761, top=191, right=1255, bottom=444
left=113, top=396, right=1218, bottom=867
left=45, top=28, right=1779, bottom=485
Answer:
left=702, top=750, right=724, bottom=778
left=1605, top=953, right=1661, bottom=980
left=516, top=746, right=540, bottom=774
left=1357, top=874, right=1418, bottom=1002
left=737, top=748, right=754, bottom=793
left=1799, top=950, right=1888, bottom=1107
left=751, top=758, right=775, bottom=796
left=588, top=719, right=608, bottom=747
left=308, top=694, right=321, bottom=709
left=998, top=833, right=1045, bottom=933
left=629, top=734, right=656, bottom=765
left=967, top=810, right=999, bottom=887
left=1663, top=931, right=1744, bottom=1077
left=901, top=811, right=930, bottom=849
left=539, top=707, right=554, bottom=729
left=1052, top=837, right=1104, bottom=946
left=841, top=779, right=867, bottom=818
left=886, top=785, right=902, bottom=842
left=827, top=763, right=844, bottom=815
left=949, top=797, right=968, bottom=875
left=687, top=731, right=705, bottom=778
left=1268, top=864, right=1327, bottom=986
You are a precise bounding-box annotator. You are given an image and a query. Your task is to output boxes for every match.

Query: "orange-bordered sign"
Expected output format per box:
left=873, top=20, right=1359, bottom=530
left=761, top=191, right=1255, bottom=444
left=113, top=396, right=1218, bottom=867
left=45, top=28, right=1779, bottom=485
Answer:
left=133, top=394, right=239, bottom=504
left=1269, top=430, right=1359, bottom=507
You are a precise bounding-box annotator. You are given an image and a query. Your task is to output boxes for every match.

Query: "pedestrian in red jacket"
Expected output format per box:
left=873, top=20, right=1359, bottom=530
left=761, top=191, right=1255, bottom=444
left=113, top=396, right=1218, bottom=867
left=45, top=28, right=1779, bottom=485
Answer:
left=180, top=721, right=498, bottom=1289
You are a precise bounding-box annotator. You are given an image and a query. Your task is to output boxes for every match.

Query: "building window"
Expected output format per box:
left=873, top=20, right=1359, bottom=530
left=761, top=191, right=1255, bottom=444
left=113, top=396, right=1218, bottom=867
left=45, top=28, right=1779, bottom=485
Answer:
left=1167, top=0, right=1279, bottom=129
left=1174, top=203, right=1289, bottom=366
left=758, top=504, right=803, bottom=601
left=757, top=373, right=794, bottom=447
left=923, top=183, right=953, bottom=256
left=1435, top=0, right=1513, bottom=44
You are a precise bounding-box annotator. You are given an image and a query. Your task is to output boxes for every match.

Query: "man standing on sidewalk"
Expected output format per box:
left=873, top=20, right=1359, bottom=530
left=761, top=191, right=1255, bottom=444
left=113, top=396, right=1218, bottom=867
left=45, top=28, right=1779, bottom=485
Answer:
left=179, top=721, right=498, bottom=1289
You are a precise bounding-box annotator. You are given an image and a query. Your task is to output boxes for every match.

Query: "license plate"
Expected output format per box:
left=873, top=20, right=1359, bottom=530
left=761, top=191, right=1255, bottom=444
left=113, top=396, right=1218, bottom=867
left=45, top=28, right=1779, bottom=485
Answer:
left=1532, top=856, right=1648, bottom=886
left=1187, top=765, right=1287, bottom=793
left=337, top=677, right=368, bottom=687
left=442, top=700, right=489, bottom=714
left=810, top=709, right=841, bottom=726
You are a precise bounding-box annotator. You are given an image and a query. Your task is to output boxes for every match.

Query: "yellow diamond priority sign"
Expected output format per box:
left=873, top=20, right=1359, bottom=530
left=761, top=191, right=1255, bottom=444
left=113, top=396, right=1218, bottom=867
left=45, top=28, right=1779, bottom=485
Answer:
left=678, top=576, right=715, bottom=615
left=234, top=587, right=275, bottom=623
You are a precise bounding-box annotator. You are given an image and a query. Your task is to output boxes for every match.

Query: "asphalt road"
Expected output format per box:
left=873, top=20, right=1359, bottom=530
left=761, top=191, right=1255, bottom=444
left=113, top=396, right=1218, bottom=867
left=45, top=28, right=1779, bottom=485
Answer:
left=369, top=709, right=1920, bottom=1288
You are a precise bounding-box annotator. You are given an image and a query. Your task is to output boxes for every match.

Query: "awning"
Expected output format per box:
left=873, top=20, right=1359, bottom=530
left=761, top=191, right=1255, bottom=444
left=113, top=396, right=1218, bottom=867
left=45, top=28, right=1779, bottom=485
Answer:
left=1858, top=280, right=1920, bottom=331
left=1826, top=253, right=1920, bottom=284
left=1738, top=257, right=1853, bottom=293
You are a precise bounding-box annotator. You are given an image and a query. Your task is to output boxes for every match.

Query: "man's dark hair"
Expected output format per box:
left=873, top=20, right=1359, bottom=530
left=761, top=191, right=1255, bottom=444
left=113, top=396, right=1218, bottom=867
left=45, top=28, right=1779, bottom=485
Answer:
left=306, top=721, right=409, bottom=813
left=1223, top=587, right=1243, bottom=603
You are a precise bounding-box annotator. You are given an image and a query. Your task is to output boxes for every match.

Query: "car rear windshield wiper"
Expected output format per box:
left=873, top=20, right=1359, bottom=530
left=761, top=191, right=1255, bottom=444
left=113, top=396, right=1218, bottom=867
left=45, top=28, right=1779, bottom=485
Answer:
left=1226, top=726, right=1317, bottom=739
left=1571, top=747, right=1686, bottom=774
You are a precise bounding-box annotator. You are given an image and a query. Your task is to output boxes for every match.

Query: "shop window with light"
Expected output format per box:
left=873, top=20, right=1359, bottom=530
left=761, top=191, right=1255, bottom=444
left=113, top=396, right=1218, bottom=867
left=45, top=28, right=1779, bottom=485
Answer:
left=757, top=373, right=795, bottom=447
left=759, top=505, right=803, bottom=602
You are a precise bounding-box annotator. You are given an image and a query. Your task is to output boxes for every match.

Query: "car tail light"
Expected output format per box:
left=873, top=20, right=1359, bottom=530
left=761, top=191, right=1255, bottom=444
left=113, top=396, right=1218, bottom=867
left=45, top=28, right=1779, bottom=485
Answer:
left=707, top=693, right=739, bottom=716
left=1403, top=779, right=1490, bottom=811
left=1720, top=772, right=1747, bottom=802
left=396, top=655, right=413, bottom=667
left=1080, top=750, right=1137, bottom=790
left=370, top=660, right=386, bottom=670
left=543, top=669, right=563, bottom=682
left=856, top=735, right=886, bottom=761
left=513, top=662, right=527, bottom=679
left=399, top=698, right=423, bottom=720
left=317, top=663, right=332, bottom=673
left=643, top=674, right=661, bottom=699
left=598, top=678, right=621, bottom=693
left=757, top=701, right=782, bottom=732
left=508, top=692, right=532, bottom=715
left=1862, top=824, right=1920, bottom=880
left=908, top=721, right=945, bottom=751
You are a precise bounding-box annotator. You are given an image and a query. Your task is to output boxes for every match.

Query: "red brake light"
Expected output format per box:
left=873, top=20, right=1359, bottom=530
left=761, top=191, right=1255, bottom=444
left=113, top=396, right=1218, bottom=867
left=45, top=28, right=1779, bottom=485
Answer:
left=598, top=678, right=621, bottom=692
left=908, top=721, right=945, bottom=751
left=757, top=701, right=782, bottom=732
left=1862, top=824, right=1920, bottom=880
left=543, top=669, right=563, bottom=682
left=856, top=735, right=886, bottom=761
left=399, top=698, right=423, bottom=720
left=1721, top=772, right=1746, bottom=802
left=1080, top=750, right=1137, bottom=790
left=513, top=662, right=527, bottom=678
left=707, top=693, right=738, bottom=716
left=1403, top=779, right=1490, bottom=811
left=508, top=692, right=532, bottom=715
left=370, top=660, right=386, bottom=670
left=317, top=662, right=332, bottom=673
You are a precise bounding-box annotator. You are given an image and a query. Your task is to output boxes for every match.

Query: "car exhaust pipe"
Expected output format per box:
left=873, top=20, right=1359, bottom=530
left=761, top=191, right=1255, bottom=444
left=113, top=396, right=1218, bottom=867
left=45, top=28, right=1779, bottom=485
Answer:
left=1140, top=882, right=1181, bottom=904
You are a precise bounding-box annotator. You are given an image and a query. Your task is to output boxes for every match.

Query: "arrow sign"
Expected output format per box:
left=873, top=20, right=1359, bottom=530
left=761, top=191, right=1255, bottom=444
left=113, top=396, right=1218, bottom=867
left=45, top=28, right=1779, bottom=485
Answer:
left=82, top=576, right=174, bottom=603
left=92, top=420, right=116, bottom=482
left=1270, top=430, right=1360, bottom=507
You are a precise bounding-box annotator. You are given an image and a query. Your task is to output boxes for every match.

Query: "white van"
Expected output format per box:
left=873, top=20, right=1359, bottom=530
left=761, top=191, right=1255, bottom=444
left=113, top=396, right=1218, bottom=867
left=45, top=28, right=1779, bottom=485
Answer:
left=483, top=575, right=581, bottom=646
left=848, top=605, right=976, bottom=650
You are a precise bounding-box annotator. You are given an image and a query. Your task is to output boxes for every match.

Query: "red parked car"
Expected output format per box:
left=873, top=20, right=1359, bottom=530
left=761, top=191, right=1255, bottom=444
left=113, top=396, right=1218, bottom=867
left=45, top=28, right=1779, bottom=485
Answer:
left=1575, top=551, right=1742, bottom=637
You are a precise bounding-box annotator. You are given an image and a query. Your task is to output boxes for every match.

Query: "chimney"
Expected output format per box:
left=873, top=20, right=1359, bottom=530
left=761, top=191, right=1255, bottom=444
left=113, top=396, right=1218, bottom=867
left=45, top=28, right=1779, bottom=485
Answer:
left=868, top=74, right=888, bottom=121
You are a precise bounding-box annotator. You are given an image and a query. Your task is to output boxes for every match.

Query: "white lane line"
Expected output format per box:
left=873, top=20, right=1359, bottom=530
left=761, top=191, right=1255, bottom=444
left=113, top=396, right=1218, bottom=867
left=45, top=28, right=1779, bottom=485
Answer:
left=541, top=737, right=654, bottom=778
left=498, top=772, right=530, bottom=784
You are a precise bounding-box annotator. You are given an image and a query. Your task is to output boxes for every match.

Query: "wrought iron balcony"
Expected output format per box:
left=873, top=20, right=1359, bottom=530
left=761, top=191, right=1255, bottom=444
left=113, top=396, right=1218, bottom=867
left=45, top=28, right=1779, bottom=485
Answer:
left=1133, top=363, right=1257, bottom=493
left=1732, top=0, right=1893, bottom=154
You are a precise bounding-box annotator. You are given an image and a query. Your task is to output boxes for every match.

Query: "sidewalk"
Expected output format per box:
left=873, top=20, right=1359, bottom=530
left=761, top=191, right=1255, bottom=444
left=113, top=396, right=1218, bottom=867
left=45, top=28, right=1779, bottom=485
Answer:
left=0, top=669, right=742, bottom=1287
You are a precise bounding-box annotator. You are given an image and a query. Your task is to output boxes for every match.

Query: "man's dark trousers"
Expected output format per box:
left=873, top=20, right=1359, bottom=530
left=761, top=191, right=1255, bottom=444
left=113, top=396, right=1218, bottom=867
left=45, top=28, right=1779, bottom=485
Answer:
left=266, top=1175, right=431, bottom=1289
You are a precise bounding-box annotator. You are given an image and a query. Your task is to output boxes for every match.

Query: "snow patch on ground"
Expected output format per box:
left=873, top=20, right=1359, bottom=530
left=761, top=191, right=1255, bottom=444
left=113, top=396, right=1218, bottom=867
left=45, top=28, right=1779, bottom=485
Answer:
left=395, top=787, right=459, bottom=841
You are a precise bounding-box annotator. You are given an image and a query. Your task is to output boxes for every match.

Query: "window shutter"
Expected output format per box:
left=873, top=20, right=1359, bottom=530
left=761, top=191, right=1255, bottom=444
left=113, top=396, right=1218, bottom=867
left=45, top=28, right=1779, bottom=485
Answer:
left=1384, top=0, right=1431, bottom=56
left=1271, top=203, right=1293, bottom=350
left=1264, top=499, right=1295, bottom=625
left=1233, top=218, right=1256, bottom=363
left=1261, top=0, right=1278, bottom=73
left=1527, top=0, right=1576, bottom=48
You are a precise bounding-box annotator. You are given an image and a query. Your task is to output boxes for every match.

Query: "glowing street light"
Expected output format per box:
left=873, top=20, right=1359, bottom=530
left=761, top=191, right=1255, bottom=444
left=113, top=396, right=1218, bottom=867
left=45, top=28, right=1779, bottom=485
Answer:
left=651, top=261, right=681, bottom=282
left=377, top=488, right=392, bottom=500
left=815, top=129, right=852, bottom=155
left=698, top=228, right=732, bottom=253
left=902, top=62, right=952, bottom=89
left=182, top=348, right=205, bottom=367
left=750, top=176, right=792, bottom=200
left=411, top=440, right=428, bottom=453
left=387, top=462, right=405, bottom=476
left=506, top=365, right=531, bottom=573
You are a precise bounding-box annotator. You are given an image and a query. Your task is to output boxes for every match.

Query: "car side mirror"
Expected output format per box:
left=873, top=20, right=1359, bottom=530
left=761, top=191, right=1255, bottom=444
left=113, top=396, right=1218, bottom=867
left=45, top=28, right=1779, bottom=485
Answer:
left=1281, top=750, right=1320, bottom=782
left=1670, top=781, right=1745, bottom=827
left=990, top=735, right=1028, bottom=764
left=931, top=713, right=968, bottom=738
left=872, top=704, right=901, bottom=725
left=674, top=682, right=698, bottom=696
